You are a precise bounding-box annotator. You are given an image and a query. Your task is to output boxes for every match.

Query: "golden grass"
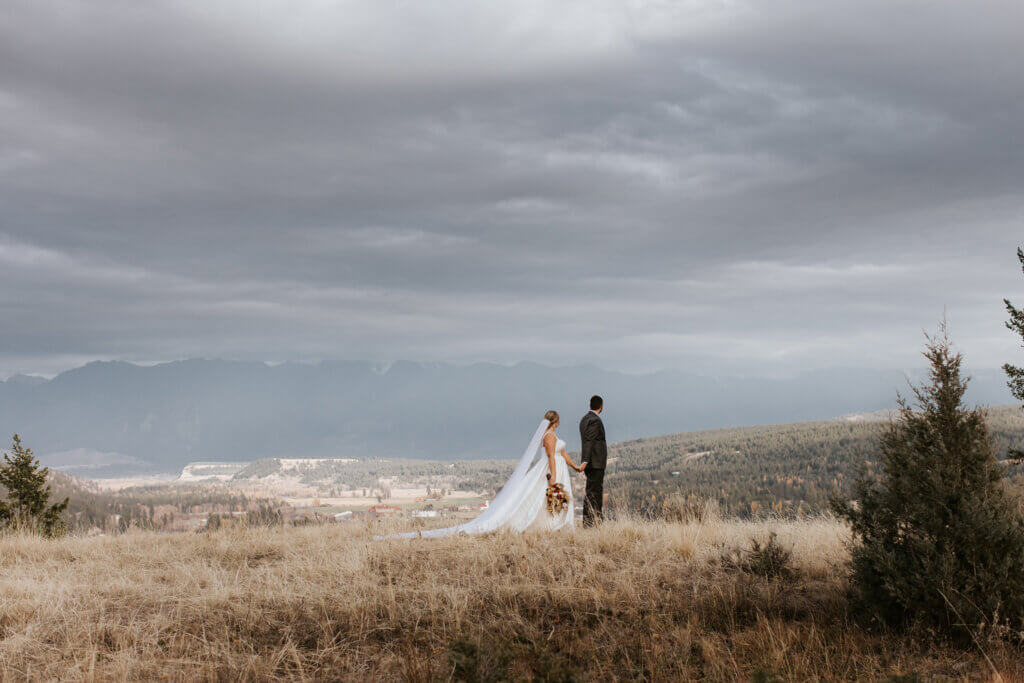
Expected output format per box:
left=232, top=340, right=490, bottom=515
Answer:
left=1, top=516, right=1021, bottom=681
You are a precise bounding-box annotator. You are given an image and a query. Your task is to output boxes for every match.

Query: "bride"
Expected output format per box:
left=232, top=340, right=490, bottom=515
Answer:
left=382, top=410, right=584, bottom=538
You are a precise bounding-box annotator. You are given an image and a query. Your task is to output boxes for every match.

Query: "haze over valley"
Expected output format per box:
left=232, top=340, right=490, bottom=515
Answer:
left=2, top=357, right=1016, bottom=476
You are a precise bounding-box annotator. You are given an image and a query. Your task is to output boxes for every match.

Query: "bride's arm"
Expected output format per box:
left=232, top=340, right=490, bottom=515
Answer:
left=543, top=433, right=558, bottom=485
left=561, top=448, right=584, bottom=472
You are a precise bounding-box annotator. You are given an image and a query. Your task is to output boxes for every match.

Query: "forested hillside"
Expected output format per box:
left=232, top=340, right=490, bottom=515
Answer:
left=608, top=405, right=1024, bottom=517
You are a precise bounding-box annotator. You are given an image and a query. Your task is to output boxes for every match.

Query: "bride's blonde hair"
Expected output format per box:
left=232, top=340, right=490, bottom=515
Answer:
left=543, top=410, right=559, bottom=426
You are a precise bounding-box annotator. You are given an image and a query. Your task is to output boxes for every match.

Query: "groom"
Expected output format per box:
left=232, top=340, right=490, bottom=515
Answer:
left=579, top=395, right=607, bottom=526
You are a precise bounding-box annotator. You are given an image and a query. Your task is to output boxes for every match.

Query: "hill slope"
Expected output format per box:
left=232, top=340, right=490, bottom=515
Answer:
left=606, top=404, right=1024, bottom=516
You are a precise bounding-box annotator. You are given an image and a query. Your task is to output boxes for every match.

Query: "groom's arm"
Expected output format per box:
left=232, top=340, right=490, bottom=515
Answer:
left=580, top=417, right=597, bottom=469
left=579, top=418, right=588, bottom=468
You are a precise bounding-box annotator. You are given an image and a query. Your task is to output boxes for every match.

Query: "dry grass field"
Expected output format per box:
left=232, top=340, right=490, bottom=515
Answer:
left=1, top=516, right=1022, bottom=681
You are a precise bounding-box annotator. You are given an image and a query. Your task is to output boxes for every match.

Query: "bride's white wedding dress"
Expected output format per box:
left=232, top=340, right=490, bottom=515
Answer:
left=382, top=419, right=574, bottom=538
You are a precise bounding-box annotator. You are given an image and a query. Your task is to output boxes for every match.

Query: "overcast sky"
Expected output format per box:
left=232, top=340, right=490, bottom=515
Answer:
left=2, top=0, right=1023, bottom=378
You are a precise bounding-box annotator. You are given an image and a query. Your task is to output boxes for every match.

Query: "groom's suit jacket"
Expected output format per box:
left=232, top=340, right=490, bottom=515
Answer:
left=579, top=411, right=608, bottom=471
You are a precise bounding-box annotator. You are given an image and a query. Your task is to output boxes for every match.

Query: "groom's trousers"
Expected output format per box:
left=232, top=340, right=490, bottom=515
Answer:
left=583, top=468, right=604, bottom=526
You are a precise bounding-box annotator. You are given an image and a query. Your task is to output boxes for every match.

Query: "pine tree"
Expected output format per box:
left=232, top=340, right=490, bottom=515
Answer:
left=1003, top=246, right=1024, bottom=459
left=833, top=328, right=1024, bottom=636
left=0, top=434, right=69, bottom=537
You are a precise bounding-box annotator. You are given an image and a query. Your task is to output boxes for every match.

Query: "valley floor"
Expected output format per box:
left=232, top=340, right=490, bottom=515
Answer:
left=1, top=517, right=1021, bottom=681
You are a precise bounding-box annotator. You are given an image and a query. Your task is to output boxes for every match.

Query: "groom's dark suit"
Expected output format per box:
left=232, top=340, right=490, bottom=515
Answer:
left=579, top=410, right=607, bottom=526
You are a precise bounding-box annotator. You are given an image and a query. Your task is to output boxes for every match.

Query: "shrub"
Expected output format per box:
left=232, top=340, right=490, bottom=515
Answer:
left=743, top=533, right=794, bottom=581
left=722, top=532, right=795, bottom=582
left=0, top=434, right=69, bottom=537
left=1003, top=245, right=1024, bottom=460
left=833, top=329, right=1024, bottom=636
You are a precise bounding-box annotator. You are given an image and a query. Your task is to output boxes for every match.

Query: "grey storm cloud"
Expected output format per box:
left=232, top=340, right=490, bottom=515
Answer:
left=1, top=0, right=1023, bottom=377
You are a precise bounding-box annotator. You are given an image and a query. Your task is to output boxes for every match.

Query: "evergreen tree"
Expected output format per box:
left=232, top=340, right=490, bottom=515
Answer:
left=0, top=434, right=69, bottom=537
left=833, top=329, right=1024, bottom=636
left=1003, top=246, right=1024, bottom=458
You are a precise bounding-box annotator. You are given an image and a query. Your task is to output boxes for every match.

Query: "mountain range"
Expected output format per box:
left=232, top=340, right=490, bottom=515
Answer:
left=0, top=359, right=1017, bottom=476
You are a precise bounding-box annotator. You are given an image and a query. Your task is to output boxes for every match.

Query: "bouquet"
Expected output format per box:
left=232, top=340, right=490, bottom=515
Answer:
left=545, top=482, right=569, bottom=516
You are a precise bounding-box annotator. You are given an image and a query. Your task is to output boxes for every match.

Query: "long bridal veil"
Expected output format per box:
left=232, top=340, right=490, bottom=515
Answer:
left=378, top=419, right=550, bottom=539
